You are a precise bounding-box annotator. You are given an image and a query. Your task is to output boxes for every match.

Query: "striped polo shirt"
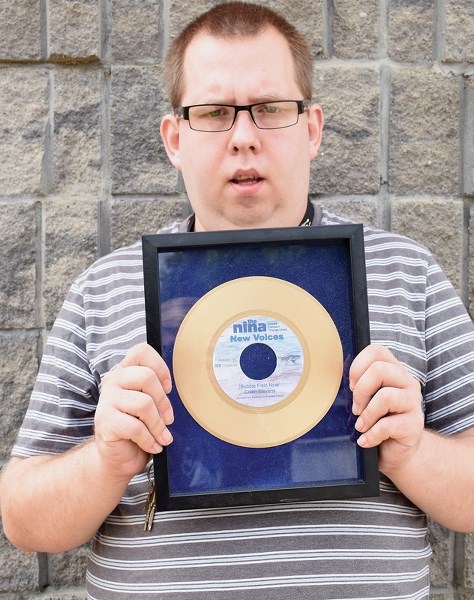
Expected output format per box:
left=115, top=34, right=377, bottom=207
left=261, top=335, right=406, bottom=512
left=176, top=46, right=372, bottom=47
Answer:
left=13, top=207, right=474, bottom=599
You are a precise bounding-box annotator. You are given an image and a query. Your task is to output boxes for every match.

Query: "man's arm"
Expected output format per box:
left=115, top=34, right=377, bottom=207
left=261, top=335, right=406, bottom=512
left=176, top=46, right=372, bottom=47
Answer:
left=382, top=427, right=474, bottom=532
left=0, top=343, right=174, bottom=553
left=350, top=344, right=474, bottom=532
left=1, top=446, right=131, bottom=552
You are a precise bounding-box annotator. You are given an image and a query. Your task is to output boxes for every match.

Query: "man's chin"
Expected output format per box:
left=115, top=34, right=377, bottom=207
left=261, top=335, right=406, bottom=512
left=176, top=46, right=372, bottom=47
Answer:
left=223, top=204, right=280, bottom=230
left=195, top=205, right=286, bottom=231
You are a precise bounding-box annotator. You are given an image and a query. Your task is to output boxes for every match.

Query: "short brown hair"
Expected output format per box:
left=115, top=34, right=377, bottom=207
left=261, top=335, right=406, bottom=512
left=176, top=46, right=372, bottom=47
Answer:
left=165, top=1, right=313, bottom=109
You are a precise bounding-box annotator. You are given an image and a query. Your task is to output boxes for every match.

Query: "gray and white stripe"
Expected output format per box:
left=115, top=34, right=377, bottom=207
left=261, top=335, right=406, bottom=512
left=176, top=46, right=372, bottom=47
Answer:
left=13, top=207, right=474, bottom=599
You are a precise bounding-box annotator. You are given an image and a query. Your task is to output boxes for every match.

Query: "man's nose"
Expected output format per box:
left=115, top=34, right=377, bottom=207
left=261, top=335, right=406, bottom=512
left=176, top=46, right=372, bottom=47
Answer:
left=228, top=110, right=261, bottom=152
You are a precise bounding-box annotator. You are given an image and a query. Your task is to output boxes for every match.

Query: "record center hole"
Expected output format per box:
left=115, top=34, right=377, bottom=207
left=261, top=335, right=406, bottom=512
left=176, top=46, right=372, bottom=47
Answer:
left=239, top=343, right=277, bottom=381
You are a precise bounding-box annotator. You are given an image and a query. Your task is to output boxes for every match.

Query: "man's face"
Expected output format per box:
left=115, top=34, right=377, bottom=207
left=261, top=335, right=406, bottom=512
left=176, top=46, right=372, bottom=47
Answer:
left=161, top=28, right=323, bottom=232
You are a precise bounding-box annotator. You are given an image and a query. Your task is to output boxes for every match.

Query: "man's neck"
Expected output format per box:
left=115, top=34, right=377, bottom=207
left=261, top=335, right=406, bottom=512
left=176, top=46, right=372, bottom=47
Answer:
left=185, top=200, right=318, bottom=233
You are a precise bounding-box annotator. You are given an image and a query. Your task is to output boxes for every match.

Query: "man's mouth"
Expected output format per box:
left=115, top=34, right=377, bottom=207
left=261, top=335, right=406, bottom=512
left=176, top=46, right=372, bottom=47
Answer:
left=231, top=175, right=263, bottom=184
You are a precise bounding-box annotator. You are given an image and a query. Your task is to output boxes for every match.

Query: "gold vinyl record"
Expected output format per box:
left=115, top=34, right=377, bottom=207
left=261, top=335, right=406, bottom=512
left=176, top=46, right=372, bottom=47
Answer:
left=172, top=276, right=343, bottom=448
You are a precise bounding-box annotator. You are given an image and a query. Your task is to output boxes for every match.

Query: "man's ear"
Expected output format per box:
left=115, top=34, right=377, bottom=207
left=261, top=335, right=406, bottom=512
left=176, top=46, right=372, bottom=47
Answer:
left=160, top=114, right=182, bottom=171
left=307, top=103, right=324, bottom=160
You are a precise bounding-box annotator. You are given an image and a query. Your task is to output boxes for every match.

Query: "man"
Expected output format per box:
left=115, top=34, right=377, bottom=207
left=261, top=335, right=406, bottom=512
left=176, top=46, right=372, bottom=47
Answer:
left=1, top=2, right=474, bottom=598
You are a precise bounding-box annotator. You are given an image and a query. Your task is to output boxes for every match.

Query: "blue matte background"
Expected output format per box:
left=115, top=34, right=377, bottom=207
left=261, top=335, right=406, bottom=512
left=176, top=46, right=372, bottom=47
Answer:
left=158, top=240, right=363, bottom=496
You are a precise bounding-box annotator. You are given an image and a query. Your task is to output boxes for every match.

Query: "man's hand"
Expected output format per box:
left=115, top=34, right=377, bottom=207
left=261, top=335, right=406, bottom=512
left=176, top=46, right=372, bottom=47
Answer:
left=0, top=343, right=175, bottom=553
left=94, top=342, right=174, bottom=479
left=349, top=344, right=424, bottom=477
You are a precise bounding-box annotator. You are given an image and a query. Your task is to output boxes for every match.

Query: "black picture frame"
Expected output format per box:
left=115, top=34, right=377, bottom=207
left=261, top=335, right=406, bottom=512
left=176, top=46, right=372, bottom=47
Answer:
left=143, top=224, right=379, bottom=511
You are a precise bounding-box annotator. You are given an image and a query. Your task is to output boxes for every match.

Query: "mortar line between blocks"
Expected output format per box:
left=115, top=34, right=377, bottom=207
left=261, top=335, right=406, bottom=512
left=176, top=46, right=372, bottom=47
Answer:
left=99, top=65, right=112, bottom=258
left=40, top=0, right=49, bottom=59
left=433, top=0, right=446, bottom=62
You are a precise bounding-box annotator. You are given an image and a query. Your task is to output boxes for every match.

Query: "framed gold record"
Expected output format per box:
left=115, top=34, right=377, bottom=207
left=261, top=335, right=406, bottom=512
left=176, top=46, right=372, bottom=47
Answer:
left=173, top=276, right=343, bottom=448
left=143, top=224, right=379, bottom=511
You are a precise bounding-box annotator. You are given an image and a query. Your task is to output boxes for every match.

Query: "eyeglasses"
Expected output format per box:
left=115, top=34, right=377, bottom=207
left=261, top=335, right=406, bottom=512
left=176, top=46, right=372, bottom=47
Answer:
left=178, top=100, right=309, bottom=132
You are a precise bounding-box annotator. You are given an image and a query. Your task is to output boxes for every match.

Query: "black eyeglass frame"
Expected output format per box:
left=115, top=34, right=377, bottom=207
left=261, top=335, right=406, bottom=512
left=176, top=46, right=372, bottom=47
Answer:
left=178, top=100, right=310, bottom=132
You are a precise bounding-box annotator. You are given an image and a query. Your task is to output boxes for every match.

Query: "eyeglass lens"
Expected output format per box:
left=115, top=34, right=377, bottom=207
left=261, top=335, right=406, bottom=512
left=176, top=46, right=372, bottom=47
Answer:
left=187, top=101, right=302, bottom=131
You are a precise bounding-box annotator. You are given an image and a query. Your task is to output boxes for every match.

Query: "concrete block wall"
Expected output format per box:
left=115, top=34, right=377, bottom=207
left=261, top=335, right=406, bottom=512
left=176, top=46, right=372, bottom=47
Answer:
left=0, top=0, right=473, bottom=597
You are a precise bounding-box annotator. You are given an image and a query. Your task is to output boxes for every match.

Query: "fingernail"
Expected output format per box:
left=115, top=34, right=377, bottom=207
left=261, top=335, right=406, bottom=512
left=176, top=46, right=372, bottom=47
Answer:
left=355, top=417, right=364, bottom=431
left=163, top=408, right=174, bottom=425
left=162, top=428, right=173, bottom=444
left=151, top=442, right=163, bottom=454
left=357, top=434, right=368, bottom=447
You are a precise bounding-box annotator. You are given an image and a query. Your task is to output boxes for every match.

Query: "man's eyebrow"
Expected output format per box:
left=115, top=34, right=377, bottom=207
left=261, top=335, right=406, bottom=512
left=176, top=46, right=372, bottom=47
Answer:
left=188, top=95, right=291, bottom=105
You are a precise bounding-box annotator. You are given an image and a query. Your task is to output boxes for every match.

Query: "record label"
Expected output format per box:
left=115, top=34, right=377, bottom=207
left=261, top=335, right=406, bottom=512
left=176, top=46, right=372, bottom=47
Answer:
left=212, top=315, right=304, bottom=408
